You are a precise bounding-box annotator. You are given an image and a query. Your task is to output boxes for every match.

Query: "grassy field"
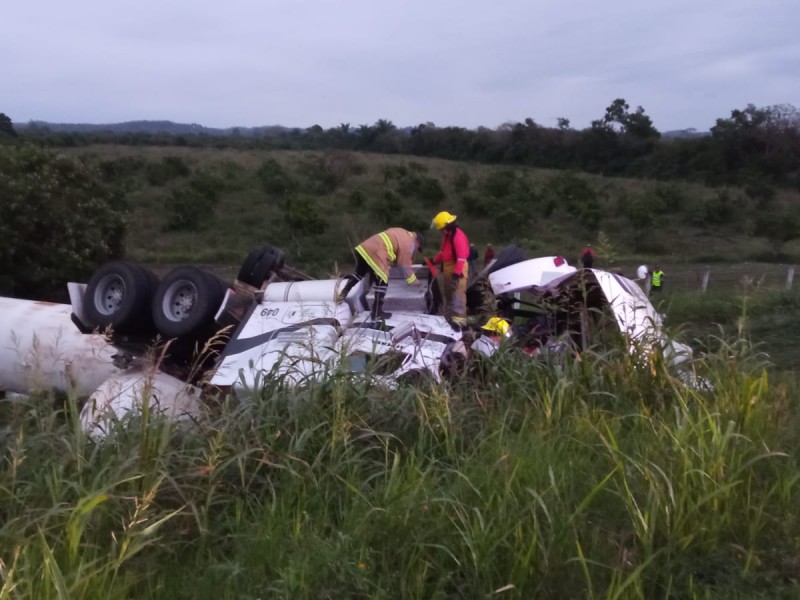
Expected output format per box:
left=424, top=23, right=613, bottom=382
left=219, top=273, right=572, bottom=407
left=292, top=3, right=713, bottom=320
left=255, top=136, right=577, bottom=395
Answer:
left=2, top=144, right=798, bottom=598
left=2, top=340, right=800, bottom=599
left=63, top=145, right=800, bottom=277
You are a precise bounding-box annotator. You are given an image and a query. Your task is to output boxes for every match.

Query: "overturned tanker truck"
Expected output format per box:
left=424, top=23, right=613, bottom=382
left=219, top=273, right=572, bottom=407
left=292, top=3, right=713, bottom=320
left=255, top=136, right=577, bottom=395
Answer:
left=0, top=244, right=693, bottom=436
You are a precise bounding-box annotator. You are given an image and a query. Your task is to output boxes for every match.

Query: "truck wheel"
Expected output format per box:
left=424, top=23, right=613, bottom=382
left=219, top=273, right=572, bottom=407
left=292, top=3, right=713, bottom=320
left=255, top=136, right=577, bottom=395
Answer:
left=237, top=245, right=286, bottom=287
left=152, top=267, right=226, bottom=339
left=84, top=261, right=157, bottom=333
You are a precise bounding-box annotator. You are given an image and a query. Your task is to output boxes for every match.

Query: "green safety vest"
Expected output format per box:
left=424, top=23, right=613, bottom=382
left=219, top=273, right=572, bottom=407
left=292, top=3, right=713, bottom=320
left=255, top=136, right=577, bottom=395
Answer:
left=651, top=270, right=664, bottom=287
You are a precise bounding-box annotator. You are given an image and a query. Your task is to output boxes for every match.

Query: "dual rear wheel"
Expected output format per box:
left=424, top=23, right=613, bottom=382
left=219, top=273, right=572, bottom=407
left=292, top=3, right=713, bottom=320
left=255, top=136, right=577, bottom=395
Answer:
left=82, top=244, right=285, bottom=339
left=84, top=262, right=227, bottom=339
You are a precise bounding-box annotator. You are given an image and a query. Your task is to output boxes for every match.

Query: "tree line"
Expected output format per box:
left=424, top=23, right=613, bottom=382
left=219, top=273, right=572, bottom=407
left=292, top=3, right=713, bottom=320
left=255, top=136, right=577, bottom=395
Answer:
left=6, top=100, right=800, bottom=189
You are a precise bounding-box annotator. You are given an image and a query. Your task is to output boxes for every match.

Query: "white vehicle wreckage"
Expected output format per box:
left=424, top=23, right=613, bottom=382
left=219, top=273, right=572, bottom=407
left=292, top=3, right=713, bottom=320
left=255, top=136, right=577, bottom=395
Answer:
left=0, top=244, right=695, bottom=436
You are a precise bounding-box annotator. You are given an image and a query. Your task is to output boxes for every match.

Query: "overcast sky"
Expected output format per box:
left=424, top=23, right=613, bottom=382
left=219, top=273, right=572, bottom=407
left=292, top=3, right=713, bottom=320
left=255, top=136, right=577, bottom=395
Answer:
left=3, top=0, right=798, bottom=132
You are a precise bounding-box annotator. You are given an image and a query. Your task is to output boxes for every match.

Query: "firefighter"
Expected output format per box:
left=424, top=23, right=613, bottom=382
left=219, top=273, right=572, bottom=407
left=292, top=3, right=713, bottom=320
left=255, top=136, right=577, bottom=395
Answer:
left=337, top=228, right=423, bottom=319
left=431, top=211, right=470, bottom=327
left=472, top=316, right=512, bottom=357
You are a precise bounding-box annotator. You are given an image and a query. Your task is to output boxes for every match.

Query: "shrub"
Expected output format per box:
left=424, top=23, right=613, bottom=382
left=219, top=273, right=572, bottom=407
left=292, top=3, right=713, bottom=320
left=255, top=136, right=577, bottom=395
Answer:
left=257, top=158, right=294, bottom=196
left=370, top=190, right=403, bottom=224
left=743, top=179, right=778, bottom=211
left=98, top=156, right=146, bottom=180
left=398, top=174, right=446, bottom=204
left=211, top=160, right=247, bottom=190
left=302, top=151, right=362, bottom=194
left=652, top=182, right=689, bottom=212
left=0, top=145, right=126, bottom=298
left=349, top=189, right=367, bottom=209
left=702, top=189, right=738, bottom=226
left=382, top=164, right=408, bottom=182
left=462, top=193, right=490, bottom=218
left=543, top=172, right=601, bottom=229
left=163, top=170, right=224, bottom=231
left=416, top=176, right=446, bottom=203
left=145, top=155, right=190, bottom=186
left=284, top=197, right=328, bottom=236
left=453, top=169, right=471, bottom=192
left=482, top=169, right=517, bottom=198
left=491, top=198, right=535, bottom=238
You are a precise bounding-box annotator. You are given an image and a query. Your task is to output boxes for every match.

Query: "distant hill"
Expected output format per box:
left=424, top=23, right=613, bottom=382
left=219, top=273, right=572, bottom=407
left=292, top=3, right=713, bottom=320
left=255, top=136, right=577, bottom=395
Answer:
left=18, top=119, right=710, bottom=139
left=18, top=120, right=294, bottom=137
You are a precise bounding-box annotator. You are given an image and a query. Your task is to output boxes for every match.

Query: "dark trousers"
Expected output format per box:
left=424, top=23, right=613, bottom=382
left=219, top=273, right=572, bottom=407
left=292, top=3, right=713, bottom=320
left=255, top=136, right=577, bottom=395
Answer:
left=340, top=255, right=389, bottom=317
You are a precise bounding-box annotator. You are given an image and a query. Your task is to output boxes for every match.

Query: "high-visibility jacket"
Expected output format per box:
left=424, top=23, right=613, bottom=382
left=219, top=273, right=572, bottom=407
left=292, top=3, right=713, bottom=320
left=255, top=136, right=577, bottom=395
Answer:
left=433, top=227, right=470, bottom=276
left=354, top=228, right=418, bottom=284
left=651, top=270, right=664, bottom=287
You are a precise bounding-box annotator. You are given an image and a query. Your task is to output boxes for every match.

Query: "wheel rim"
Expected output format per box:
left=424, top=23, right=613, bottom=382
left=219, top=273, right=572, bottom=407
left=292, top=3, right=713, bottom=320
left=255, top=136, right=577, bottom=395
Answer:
left=93, top=274, right=126, bottom=316
left=161, top=279, right=198, bottom=322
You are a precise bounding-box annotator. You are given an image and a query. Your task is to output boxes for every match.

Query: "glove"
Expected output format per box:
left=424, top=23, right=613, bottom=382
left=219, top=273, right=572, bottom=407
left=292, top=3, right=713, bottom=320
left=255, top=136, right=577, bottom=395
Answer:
left=450, top=273, right=462, bottom=290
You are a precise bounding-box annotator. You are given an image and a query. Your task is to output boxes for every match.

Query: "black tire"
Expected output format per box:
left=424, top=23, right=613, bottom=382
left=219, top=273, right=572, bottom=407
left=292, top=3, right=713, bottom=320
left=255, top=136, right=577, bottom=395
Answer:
left=83, top=261, right=158, bottom=333
left=152, top=267, right=226, bottom=339
left=237, top=245, right=286, bottom=287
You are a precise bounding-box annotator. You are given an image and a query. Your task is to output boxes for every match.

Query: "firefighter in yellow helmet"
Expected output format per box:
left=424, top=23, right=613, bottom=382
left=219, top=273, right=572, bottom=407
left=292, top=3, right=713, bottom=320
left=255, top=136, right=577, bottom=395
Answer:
left=431, top=211, right=470, bottom=327
left=337, top=228, right=424, bottom=319
left=472, top=316, right=511, bottom=357
left=482, top=316, right=511, bottom=337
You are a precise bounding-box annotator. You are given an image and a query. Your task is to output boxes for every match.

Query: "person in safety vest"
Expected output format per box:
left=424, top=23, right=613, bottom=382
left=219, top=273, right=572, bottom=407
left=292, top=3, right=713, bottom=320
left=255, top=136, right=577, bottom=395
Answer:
left=337, top=228, right=424, bottom=319
left=651, top=266, right=665, bottom=293
left=581, top=244, right=596, bottom=268
left=431, top=211, right=470, bottom=327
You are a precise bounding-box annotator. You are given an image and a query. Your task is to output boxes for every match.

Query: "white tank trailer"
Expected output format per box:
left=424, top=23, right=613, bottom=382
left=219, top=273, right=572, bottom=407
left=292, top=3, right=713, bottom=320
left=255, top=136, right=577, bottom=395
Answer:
left=0, top=294, right=201, bottom=434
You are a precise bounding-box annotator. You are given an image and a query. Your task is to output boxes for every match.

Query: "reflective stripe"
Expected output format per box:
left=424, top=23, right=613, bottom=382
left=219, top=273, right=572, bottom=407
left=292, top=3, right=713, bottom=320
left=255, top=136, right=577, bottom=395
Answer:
left=378, top=232, right=396, bottom=261
left=355, top=245, right=389, bottom=283
left=406, top=273, right=417, bottom=284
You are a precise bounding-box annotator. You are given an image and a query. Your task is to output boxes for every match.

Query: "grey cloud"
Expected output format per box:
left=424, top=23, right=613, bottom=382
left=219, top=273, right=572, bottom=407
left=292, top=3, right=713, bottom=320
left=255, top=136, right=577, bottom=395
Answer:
left=3, top=0, right=798, bottom=131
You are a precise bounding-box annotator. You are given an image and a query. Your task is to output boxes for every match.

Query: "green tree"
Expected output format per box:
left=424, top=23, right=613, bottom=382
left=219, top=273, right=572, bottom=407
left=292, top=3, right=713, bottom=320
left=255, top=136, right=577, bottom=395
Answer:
left=599, top=98, right=660, bottom=140
left=711, top=103, right=800, bottom=183
left=0, top=112, right=17, bottom=137
left=0, top=145, right=126, bottom=298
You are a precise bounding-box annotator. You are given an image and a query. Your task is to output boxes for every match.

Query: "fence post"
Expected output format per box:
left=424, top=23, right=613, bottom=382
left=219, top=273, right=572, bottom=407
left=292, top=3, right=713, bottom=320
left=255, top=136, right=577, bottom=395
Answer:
left=701, top=268, right=710, bottom=293
left=787, top=267, right=795, bottom=290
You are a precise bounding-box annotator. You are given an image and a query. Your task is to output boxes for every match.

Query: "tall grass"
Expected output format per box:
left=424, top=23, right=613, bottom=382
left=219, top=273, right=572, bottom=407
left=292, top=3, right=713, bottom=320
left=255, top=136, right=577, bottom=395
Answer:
left=2, top=338, right=800, bottom=598
left=664, top=287, right=800, bottom=371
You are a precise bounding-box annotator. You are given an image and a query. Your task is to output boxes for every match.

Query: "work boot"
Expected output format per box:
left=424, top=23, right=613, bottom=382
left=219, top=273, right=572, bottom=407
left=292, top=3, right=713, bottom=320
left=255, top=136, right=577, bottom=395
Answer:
left=337, top=274, right=360, bottom=303
left=371, top=285, right=391, bottom=320
left=449, top=316, right=467, bottom=332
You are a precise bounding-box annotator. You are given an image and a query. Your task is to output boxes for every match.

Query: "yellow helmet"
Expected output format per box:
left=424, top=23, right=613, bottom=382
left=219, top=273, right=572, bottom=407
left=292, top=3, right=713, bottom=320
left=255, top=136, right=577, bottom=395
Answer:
left=431, top=211, right=457, bottom=230
left=481, top=317, right=511, bottom=337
